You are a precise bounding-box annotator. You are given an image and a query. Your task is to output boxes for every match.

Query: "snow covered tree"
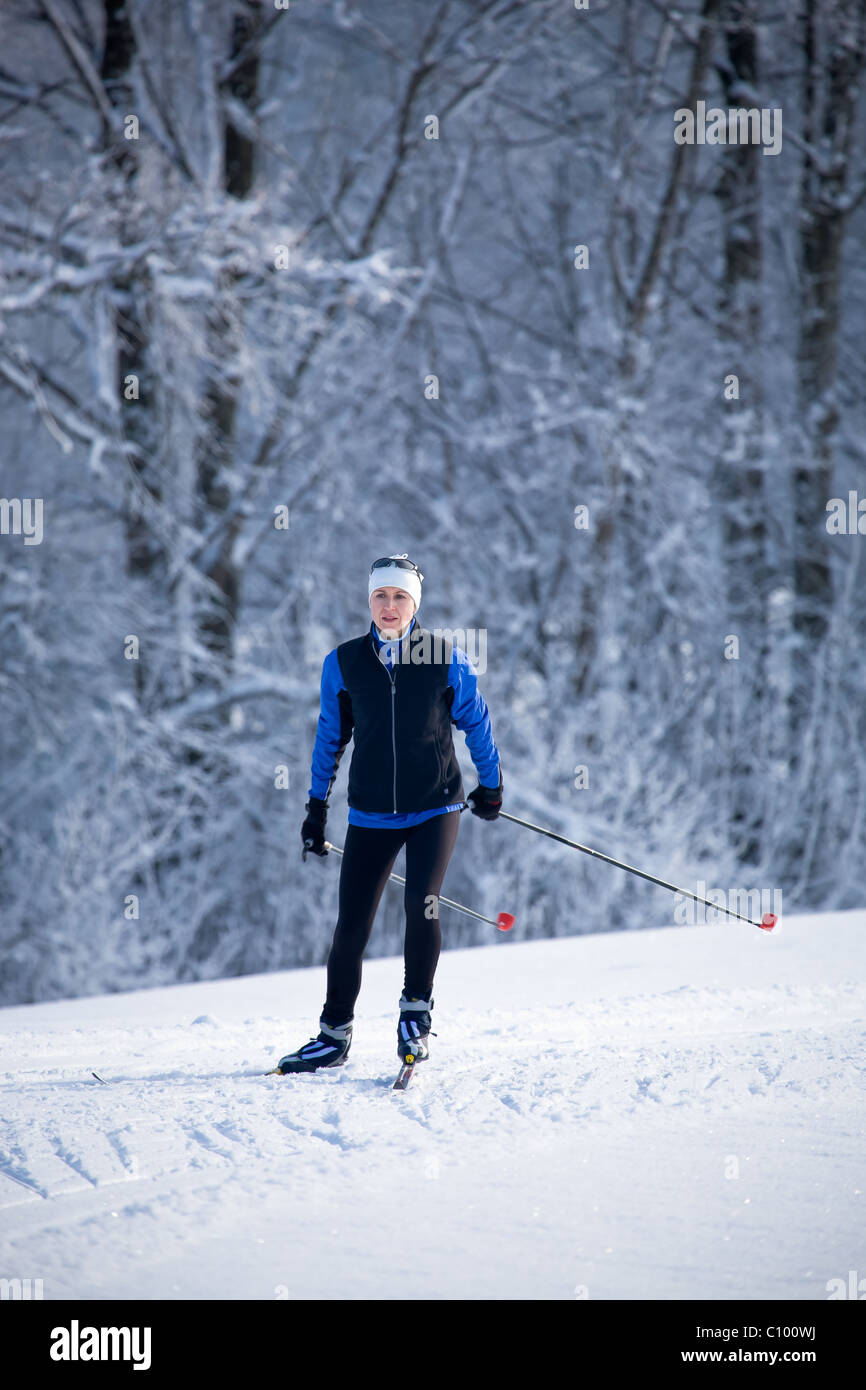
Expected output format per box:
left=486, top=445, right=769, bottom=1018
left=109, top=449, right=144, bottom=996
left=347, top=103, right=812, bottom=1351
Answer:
left=1, top=0, right=865, bottom=1003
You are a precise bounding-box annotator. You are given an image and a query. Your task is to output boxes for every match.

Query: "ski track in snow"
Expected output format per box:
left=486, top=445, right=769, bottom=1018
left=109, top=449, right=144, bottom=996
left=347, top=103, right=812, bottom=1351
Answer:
left=0, top=912, right=864, bottom=1300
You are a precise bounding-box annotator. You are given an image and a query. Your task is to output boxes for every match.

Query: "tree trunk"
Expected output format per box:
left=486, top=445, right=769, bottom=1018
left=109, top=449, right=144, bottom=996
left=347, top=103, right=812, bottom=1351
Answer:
left=792, top=0, right=865, bottom=659
left=101, top=2, right=162, bottom=596
left=193, top=2, right=264, bottom=670
left=713, top=0, right=766, bottom=865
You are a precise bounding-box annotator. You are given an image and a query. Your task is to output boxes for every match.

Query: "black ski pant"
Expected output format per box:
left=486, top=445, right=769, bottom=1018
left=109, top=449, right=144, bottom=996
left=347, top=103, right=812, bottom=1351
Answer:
left=322, top=809, right=461, bottom=1026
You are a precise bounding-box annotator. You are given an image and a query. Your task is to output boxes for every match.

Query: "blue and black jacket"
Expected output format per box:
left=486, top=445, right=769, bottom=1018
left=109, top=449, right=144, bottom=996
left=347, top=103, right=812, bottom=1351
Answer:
left=307, top=616, right=501, bottom=829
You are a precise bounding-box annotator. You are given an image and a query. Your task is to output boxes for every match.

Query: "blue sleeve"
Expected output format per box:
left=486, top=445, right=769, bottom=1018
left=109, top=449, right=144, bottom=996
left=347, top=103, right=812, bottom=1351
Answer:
left=307, top=650, right=353, bottom=802
left=448, top=646, right=501, bottom=788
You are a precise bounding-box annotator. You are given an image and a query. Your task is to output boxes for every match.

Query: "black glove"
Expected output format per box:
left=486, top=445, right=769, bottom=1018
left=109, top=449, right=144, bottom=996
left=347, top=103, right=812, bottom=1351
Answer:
left=301, top=797, right=329, bottom=857
left=467, top=771, right=502, bottom=821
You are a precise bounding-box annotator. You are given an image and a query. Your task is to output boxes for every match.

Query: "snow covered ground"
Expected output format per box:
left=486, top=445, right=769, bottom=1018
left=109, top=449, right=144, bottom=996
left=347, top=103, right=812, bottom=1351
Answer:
left=1, top=910, right=864, bottom=1302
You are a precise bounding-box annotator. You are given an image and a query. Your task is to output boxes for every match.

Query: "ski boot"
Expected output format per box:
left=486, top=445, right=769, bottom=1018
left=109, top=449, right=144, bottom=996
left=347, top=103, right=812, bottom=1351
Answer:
left=397, top=992, right=434, bottom=1065
left=271, top=1019, right=352, bottom=1074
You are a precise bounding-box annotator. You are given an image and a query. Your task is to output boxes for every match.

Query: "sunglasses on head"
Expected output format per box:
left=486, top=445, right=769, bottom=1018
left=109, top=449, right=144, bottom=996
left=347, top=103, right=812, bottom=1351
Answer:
left=370, top=556, right=423, bottom=580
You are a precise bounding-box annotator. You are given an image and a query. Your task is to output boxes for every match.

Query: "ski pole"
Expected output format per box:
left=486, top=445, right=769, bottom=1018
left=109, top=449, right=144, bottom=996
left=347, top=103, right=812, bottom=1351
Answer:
left=481, top=808, right=777, bottom=932
left=320, top=840, right=515, bottom=932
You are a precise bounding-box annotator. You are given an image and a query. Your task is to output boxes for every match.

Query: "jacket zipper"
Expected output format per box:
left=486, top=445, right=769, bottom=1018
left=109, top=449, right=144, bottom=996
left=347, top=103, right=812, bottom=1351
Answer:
left=374, top=641, right=399, bottom=813
left=389, top=672, right=397, bottom=813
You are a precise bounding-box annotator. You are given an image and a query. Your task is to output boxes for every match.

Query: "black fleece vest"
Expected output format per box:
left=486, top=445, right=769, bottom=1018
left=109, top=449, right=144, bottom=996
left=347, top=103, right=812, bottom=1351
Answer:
left=336, top=625, right=464, bottom=814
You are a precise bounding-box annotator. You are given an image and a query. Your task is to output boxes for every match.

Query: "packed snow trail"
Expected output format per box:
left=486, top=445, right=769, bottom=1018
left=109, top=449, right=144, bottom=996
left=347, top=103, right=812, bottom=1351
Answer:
left=0, top=911, right=864, bottom=1300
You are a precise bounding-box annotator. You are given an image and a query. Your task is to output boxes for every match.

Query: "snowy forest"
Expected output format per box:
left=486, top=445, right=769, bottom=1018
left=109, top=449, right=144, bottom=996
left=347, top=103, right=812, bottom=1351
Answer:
left=1, top=0, right=864, bottom=1005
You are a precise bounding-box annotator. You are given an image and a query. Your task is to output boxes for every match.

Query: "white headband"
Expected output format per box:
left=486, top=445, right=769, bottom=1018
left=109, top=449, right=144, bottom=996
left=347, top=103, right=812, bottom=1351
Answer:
left=368, top=556, right=422, bottom=611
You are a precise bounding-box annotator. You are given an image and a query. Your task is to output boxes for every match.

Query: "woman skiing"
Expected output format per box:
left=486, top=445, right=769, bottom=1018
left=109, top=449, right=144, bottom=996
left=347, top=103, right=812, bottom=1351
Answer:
left=274, top=554, right=502, bottom=1074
